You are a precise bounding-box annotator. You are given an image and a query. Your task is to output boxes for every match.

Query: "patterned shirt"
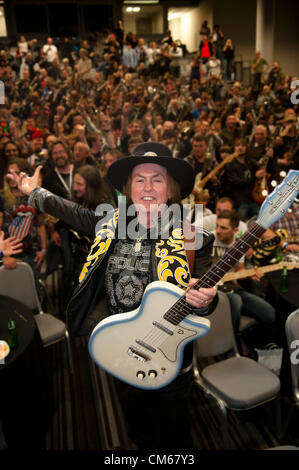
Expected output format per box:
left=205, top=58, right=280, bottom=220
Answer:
left=271, top=204, right=299, bottom=239
left=105, top=235, right=153, bottom=316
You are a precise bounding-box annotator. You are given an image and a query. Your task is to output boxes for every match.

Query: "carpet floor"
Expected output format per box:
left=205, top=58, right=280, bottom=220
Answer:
left=43, top=336, right=299, bottom=451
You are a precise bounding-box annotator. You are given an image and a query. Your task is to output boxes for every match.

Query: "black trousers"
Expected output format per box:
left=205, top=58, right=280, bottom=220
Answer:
left=114, top=369, right=194, bottom=450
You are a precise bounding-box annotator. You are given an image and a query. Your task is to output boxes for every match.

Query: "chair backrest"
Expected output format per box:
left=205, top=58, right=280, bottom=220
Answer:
left=0, top=262, right=41, bottom=312
left=195, top=291, right=239, bottom=358
left=285, top=309, right=299, bottom=401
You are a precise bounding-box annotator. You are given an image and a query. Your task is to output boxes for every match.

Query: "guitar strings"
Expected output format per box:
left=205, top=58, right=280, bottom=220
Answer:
left=164, top=222, right=265, bottom=324
left=136, top=182, right=299, bottom=351
left=134, top=222, right=266, bottom=353
left=130, top=182, right=297, bottom=354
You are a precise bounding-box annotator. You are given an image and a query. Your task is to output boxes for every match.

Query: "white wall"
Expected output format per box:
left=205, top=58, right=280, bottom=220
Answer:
left=273, top=0, right=299, bottom=77
left=213, top=0, right=256, bottom=62
left=169, top=17, right=181, bottom=44
left=212, top=0, right=299, bottom=76
left=123, top=13, right=136, bottom=34
left=168, top=1, right=214, bottom=54
left=0, top=7, right=7, bottom=37
left=152, top=10, right=163, bottom=34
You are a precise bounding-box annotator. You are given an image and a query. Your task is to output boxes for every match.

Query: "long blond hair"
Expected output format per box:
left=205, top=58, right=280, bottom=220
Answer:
left=2, top=158, right=33, bottom=208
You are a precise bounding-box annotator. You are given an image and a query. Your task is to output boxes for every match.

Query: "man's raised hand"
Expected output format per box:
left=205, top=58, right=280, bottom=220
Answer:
left=6, top=165, right=43, bottom=196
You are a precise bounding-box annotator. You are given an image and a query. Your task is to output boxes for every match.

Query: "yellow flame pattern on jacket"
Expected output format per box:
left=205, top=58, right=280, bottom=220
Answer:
left=79, top=210, right=191, bottom=289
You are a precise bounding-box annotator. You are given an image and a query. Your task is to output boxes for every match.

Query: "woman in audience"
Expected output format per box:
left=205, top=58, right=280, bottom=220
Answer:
left=0, top=157, right=47, bottom=296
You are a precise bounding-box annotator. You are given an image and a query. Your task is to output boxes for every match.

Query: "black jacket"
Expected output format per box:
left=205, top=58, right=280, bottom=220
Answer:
left=28, top=188, right=218, bottom=338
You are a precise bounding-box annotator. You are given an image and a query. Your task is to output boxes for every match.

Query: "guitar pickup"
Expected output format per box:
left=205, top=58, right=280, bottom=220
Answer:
left=152, top=321, right=174, bottom=335
left=127, top=346, right=151, bottom=362
left=136, top=339, right=156, bottom=353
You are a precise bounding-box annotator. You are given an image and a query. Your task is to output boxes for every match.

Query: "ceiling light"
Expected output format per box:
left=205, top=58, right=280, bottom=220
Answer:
left=168, top=12, right=180, bottom=21
left=124, top=1, right=159, bottom=4
left=126, top=6, right=141, bottom=12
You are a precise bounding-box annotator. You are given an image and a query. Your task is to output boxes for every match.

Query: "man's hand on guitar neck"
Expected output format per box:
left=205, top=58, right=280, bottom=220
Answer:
left=251, top=266, right=265, bottom=281
left=186, top=278, right=217, bottom=309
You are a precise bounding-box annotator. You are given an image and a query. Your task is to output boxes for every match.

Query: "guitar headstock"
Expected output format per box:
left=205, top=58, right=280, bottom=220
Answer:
left=257, top=170, right=299, bottom=228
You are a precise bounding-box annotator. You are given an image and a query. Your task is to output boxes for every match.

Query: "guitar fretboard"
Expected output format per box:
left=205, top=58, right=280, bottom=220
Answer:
left=164, top=222, right=266, bottom=325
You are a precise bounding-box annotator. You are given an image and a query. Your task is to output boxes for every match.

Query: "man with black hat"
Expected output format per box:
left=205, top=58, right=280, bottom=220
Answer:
left=7, top=142, right=218, bottom=450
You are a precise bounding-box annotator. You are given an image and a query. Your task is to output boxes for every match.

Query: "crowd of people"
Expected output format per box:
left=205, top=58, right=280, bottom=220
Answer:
left=0, top=24, right=298, bottom=305
left=0, top=21, right=299, bottom=448
left=0, top=23, right=297, bottom=303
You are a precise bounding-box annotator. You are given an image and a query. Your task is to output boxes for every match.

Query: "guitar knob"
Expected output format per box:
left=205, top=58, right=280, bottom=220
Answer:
left=136, top=371, right=145, bottom=380
left=148, top=370, right=157, bottom=379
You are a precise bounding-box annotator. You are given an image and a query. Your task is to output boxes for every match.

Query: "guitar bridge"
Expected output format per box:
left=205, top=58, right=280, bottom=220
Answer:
left=127, top=346, right=151, bottom=362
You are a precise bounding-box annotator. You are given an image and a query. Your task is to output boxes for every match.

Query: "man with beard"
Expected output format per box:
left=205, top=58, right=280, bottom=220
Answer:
left=41, top=140, right=74, bottom=199
left=41, top=140, right=75, bottom=297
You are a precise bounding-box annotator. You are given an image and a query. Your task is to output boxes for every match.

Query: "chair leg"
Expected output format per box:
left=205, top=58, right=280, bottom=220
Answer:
left=281, top=401, right=296, bottom=438
left=275, top=396, right=282, bottom=438
left=65, top=330, right=74, bottom=374
left=216, top=399, right=232, bottom=449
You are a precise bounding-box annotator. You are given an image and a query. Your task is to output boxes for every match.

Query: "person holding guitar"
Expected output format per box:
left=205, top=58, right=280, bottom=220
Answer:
left=212, top=210, right=276, bottom=345
left=7, top=142, right=218, bottom=450
left=219, top=137, right=263, bottom=220
left=184, top=133, right=219, bottom=209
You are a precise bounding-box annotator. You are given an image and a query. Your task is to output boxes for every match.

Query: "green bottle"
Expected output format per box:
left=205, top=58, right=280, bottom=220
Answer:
left=8, top=318, right=18, bottom=349
left=280, top=266, right=288, bottom=293
left=275, top=246, right=282, bottom=263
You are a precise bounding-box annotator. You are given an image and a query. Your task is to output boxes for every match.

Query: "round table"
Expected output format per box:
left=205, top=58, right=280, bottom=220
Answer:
left=0, top=295, right=54, bottom=449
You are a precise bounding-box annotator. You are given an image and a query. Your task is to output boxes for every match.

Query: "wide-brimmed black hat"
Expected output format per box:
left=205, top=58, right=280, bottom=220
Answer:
left=107, top=142, right=195, bottom=199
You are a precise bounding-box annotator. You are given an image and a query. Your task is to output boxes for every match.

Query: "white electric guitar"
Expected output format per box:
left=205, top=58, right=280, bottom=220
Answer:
left=89, top=170, right=299, bottom=390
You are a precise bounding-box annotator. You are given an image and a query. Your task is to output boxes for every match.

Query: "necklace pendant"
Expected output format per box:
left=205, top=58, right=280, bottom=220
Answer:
left=134, top=239, right=142, bottom=253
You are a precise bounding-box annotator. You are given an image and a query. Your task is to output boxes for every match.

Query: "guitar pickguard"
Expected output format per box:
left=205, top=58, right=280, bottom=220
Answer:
left=158, top=325, right=198, bottom=362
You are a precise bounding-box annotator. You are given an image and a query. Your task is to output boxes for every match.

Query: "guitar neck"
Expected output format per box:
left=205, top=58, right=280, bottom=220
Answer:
left=195, top=222, right=266, bottom=288
left=222, top=261, right=298, bottom=283
left=196, top=153, right=238, bottom=190
left=164, top=222, right=266, bottom=325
